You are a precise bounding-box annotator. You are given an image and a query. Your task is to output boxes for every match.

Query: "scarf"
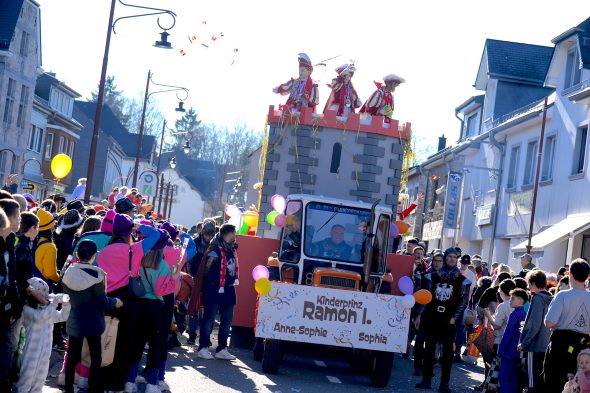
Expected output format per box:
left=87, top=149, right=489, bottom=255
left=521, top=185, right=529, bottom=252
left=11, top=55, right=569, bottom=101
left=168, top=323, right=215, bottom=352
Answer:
left=218, top=245, right=239, bottom=293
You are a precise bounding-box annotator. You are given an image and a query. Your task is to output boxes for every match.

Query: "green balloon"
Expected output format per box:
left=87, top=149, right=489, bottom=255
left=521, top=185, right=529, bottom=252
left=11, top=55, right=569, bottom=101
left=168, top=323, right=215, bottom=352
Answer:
left=239, top=222, right=249, bottom=235
left=266, top=211, right=279, bottom=225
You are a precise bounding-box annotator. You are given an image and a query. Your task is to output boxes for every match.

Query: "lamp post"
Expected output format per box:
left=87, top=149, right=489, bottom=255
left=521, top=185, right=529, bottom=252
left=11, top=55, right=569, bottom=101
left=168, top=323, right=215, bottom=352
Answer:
left=131, top=73, right=189, bottom=188
left=84, top=0, right=177, bottom=204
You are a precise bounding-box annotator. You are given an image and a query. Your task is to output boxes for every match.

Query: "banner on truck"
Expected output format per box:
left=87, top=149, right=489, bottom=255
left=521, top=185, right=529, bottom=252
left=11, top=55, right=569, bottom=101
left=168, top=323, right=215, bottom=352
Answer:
left=255, top=282, right=411, bottom=352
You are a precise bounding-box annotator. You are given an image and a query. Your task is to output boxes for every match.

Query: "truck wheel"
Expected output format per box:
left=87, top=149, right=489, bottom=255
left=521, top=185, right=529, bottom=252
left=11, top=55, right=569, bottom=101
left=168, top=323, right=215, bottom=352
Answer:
left=350, top=349, right=372, bottom=374
left=370, top=351, right=394, bottom=388
left=253, top=337, right=264, bottom=361
left=262, top=339, right=283, bottom=374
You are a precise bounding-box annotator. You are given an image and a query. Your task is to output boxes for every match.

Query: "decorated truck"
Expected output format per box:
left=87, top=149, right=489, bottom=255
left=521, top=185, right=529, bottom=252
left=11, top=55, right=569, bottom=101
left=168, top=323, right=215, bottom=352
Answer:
left=250, top=194, right=413, bottom=387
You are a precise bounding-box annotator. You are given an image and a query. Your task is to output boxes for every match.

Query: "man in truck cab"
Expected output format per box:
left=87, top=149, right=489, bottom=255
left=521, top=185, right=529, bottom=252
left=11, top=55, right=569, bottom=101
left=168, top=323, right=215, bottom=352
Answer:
left=313, top=224, right=352, bottom=260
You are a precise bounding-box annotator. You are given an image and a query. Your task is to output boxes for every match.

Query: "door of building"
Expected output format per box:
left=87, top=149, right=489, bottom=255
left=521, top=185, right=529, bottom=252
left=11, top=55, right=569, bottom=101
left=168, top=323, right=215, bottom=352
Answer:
left=581, top=235, right=590, bottom=261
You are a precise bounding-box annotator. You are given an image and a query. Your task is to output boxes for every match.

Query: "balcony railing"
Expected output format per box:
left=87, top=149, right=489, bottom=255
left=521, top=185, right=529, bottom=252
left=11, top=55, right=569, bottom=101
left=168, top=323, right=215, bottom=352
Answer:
left=488, top=98, right=545, bottom=130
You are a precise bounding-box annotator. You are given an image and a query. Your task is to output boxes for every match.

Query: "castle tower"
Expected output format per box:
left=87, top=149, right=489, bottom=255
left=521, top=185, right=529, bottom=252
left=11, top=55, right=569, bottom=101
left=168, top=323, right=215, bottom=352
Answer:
left=258, top=105, right=410, bottom=237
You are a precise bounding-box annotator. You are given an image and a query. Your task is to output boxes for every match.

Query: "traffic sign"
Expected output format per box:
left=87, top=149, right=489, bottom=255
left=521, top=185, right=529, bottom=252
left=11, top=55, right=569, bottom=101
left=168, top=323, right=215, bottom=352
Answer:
left=22, top=182, right=35, bottom=191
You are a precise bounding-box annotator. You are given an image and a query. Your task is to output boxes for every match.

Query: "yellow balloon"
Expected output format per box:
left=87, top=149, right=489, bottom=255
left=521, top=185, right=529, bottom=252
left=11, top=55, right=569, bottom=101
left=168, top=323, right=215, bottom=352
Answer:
left=50, top=154, right=73, bottom=179
left=254, top=278, right=272, bottom=295
left=242, top=211, right=258, bottom=228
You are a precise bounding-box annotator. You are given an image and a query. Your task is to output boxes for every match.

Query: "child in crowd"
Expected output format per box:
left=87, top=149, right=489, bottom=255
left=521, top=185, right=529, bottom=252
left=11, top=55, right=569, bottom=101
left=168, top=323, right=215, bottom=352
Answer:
left=575, top=349, right=590, bottom=393
left=497, top=288, right=529, bottom=393
left=62, top=240, right=122, bottom=393
left=15, top=277, right=70, bottom=393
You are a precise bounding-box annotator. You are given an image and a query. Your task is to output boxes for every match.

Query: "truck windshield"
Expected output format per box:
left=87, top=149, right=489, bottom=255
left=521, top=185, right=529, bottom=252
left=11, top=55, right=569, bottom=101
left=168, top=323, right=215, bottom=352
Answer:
left=304, top=202, right=372, bottom=264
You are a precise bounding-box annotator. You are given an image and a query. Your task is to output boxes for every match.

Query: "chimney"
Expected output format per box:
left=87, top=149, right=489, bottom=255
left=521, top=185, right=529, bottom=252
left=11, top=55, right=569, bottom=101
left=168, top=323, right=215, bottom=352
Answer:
left=438, top=134, right=447, bottom=152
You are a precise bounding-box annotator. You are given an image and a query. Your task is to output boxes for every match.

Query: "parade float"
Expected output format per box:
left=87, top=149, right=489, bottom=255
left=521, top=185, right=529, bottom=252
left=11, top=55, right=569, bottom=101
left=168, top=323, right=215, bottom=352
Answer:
left=227, top=53, right=421, bottom=387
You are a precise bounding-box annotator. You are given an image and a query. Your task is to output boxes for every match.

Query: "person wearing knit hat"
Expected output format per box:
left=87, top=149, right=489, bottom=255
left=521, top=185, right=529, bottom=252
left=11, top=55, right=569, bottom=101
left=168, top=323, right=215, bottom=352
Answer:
left=360, top=73, right=405, bottom=124
left=157, top=228, right=196, bottom=386
left=69, top=210, right=115, bottom=264
left=35, top=209, right=60, bottom=284
left=22, top=193, right=37, bottom=210
left=273, top=52, right=319, bottom=113
left=124, top=227, right=182, bottom=392
left=96, top=220, right=161, bottom=391
left=415, top=245, right=470, bottom=392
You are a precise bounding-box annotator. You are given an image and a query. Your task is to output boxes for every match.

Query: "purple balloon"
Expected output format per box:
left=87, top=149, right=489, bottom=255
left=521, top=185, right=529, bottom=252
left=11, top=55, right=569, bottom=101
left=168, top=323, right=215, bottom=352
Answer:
left=389, top=222, right=400, bottom=238
left=252, top=265, right=270, bottom=281
left=398, top=276, right=414, bottom=296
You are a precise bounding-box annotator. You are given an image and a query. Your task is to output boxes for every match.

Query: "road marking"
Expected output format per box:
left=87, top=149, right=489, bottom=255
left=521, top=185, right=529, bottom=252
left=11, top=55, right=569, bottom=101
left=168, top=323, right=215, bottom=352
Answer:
left=314, top=360, right=327, bottom=367
left=326, top=376, right=342, bottom=384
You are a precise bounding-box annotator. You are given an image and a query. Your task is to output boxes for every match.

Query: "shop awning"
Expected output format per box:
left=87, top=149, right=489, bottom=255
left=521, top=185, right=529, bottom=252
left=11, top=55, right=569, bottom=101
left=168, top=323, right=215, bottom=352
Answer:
left=512, top=213, right=590, bottom=252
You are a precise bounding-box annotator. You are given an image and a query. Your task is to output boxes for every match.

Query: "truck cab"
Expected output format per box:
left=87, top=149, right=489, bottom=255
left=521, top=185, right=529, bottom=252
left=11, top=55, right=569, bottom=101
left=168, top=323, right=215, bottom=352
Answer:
left=277, top=194, right=393, bottom=293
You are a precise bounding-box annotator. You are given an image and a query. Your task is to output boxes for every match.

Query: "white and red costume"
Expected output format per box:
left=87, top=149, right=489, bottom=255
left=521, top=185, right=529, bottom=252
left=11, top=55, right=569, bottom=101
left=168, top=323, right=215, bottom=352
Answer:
left=360, top=73, right=405, bottom=123
left=273, top=53, right=319, bottom=112
left=324, top=65, right=362, bottom=117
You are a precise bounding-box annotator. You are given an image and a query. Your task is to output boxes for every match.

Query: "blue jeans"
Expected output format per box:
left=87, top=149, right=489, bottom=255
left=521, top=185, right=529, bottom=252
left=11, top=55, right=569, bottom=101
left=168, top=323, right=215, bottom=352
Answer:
left=454, top=319, right=465, bottom=355
left=199, top=303, right=234, bottom=352
left=188, top=313, right=199, bottom=338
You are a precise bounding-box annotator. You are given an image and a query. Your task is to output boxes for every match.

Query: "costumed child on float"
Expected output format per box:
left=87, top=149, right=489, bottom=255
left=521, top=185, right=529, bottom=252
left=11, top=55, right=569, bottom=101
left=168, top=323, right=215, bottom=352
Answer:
left=324, top=64, right=362, bottom=122
left=273, top=53, right=319, bottom=114
left=360, top=73, right=405, bottom=124
left=392, top=192, right=424, bottom=252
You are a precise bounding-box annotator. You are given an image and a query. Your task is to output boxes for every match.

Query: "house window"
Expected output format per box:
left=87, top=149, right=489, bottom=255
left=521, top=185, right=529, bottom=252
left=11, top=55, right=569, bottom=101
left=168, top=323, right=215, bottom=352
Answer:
left=330, top=143, right=342, bottom=173
left=68, top=140, right=75, bottom=157
left=465, top=113, right=478, bottom=137
left=541, top=135, right=557, bottom=181
left=37, top=128, right=44, bottom=153
left=10, top=156, right=19, bottom=174
left=523, top=140, right=538, bottom=186
left=507, top=145, right=521, bottom=189
left=58, top=136, right=65, bottom=154
left=565, top=48, right=582, bottom=89
left=573, top=126, right=588, bottom=175
left=19, top=31, right=29, bottom=57
left=0, top=152, right=7, bottom=185
left=44, top=132, right=54, bottom=160
left=16, top=85, right=29, bottom=128
left=3, top=79, right=16, bottom=124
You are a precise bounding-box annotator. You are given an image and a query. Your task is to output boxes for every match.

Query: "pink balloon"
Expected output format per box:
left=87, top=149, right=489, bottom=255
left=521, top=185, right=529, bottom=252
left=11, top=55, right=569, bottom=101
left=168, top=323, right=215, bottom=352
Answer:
left=252, top=265, right=270, bottom=281
left=274, top=214, right=287, bottom=228
left=271, top=195, right=287, bottom=214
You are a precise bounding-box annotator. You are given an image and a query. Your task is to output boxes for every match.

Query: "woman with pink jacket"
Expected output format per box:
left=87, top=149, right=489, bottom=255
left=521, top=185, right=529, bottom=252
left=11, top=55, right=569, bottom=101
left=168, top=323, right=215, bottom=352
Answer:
left=96, top=214, right=160, bottom=392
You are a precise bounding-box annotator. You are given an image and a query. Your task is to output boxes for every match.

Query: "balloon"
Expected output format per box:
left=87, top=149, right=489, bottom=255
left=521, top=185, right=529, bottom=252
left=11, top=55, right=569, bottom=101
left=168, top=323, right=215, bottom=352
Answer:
left=266, top=211, right=279, bottom=225
left=242, top=211, right=258, bottom=227
left=254, top=278, right=272, bottom=295
left=401, top=294, right=416, bottom=309
left=50, top=154, right=72, bottom=179
left=239, top=222, right=249, bottom=235
left=271, top=194, right=286, bottom=214
left=286, top=202, right=301, bottom=215
left=389, top=222, right=399, bottom=238
left=394, top=221, right=409, bottom=234
left=398, top=276, right=414, bottom=296
left=275, top=214, right=286, bottom=228
left=252, top=265, right=270, bottom=281
left=225, top=205, right=240, bottom=218
left=414, top=289, right=433, bottom=305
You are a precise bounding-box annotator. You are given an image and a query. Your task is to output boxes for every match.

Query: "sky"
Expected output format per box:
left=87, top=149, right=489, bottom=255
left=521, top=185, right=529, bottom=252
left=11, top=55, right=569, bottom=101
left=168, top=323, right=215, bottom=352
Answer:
left=37, top=0, right=589, bottom=156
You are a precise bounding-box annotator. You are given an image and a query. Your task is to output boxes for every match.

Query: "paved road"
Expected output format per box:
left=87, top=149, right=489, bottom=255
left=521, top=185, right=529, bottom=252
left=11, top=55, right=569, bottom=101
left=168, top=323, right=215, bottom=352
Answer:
left=43, top=331, right=484, bottom=393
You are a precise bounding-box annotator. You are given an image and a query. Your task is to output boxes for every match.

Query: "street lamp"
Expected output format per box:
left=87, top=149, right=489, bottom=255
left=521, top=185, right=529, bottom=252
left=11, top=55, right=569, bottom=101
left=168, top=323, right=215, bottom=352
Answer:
left=84, top=0, right=178, bottom=204
left=175, top=101, right=185, bottom=112
left=169, top=157, right=177, bottom=169
left=131, top=71, right=189, bottom=188
left=182, top=141, right=190, bottom=155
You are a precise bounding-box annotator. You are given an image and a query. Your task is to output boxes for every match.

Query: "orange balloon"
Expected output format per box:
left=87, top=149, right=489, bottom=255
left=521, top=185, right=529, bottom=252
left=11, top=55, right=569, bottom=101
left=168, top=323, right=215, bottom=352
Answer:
left=414, top=289, right=433, bottom=305
left=395, top=221, right=409, bottom=233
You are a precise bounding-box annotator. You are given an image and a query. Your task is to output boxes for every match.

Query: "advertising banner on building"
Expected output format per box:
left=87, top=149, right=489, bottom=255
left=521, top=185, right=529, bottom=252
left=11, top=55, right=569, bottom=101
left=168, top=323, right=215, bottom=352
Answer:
left=443, top=171, right=463, bottom=229
left=255, top=282, right=410, bottom=352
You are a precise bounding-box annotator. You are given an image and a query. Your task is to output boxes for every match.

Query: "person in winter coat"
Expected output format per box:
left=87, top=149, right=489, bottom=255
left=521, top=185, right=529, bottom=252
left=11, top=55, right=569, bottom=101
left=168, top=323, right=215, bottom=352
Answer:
left=69, top=178, right=87, bottom=201
left=518, top=270, right=552, bottom=393
left=155, top=222, right=196, bottom=389
left=187, top=221, right=216, bottom=344
left=34, top=209, right=59, bottom=284
left=54, top=209, right=84, bottom=272
left=415, top=247, right=470, bottom=393
left=14, top=212, right=39, bottom=306
left=0, top=198, right=22, bottom=392
left=498, top=288, right=529, bottom=393
left=96, top=215, right=160, bottom=392
left=15, top=277, right=70, bottom=393
left=71, top=209, right=115, bottom=263
left=62, top=240, right=122, bottom=393
left=124, top=229, right=180, bottom=393
left=194, top=224, right=239, bottom=361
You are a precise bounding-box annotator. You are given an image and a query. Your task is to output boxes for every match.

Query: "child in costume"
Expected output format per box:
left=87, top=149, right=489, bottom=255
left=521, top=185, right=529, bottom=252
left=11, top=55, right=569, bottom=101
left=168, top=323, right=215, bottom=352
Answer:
left=15, top=277, right=70, bottom=393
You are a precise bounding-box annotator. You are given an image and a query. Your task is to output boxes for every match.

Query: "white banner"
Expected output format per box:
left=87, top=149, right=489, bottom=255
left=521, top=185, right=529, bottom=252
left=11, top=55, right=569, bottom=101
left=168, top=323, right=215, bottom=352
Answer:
left=255, top=282, right=411, bottom=353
